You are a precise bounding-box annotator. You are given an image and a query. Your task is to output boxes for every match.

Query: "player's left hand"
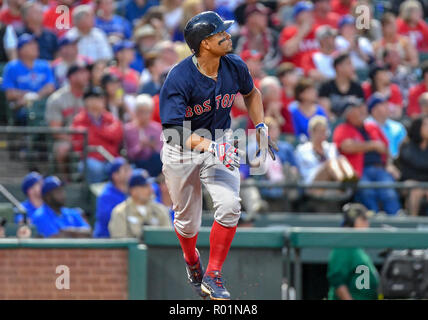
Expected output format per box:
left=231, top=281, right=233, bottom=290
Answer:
left=255, top=122, right=279, bottom=161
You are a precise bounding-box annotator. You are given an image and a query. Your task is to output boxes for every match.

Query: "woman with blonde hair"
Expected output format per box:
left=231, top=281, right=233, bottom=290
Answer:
left=396, top=0, right=428, bottom=52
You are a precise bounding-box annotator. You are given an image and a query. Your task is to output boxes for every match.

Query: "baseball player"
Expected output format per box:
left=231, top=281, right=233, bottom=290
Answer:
left=159, top=11, right=277, bottom=300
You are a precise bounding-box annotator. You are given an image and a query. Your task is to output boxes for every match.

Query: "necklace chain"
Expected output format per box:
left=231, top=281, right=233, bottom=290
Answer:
left=196, top=62, right=218, bottom=79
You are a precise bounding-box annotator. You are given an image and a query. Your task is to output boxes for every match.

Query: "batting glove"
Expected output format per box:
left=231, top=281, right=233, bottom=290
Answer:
left=208, top=141, right=240, bottom=171
left=255, top=122, right=279, bottom=161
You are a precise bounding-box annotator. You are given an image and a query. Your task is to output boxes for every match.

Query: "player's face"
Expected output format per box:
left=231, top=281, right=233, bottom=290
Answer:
left=204, top=31, right=233, bottom=56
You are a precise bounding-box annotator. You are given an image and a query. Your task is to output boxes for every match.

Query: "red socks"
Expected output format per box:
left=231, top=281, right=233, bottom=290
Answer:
left=206, top=221, right=237, bottom=273
left=175, top=228, right=199, bottom=265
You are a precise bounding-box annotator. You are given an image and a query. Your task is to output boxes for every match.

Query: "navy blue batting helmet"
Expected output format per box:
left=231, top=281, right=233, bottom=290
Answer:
left=184, top=11, right=234, bottom=55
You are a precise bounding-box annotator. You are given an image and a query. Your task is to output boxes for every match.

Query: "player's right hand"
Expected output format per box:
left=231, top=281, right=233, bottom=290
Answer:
left=208, top=141, right=240, bottom=171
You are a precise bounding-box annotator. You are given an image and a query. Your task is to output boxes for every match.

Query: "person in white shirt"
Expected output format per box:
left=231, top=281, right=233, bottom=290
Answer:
left=66, top=4, right=113, bottom=62
left=307, top=25, right=336, bottom=82
left=295, top=116, right=357, bottom=193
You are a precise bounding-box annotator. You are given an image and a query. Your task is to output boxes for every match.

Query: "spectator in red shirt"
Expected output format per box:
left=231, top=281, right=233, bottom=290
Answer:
left=279, top=1, right=319, bottom=71
left=330, top=0, right=356, bottom=16
left=277, top=62, right=298, bottom=134
left=407, top=61, right=428, bottom=118
left=333, top=97, right=401, bottom=215
left=109, top=40, right=140, bottom=95
left=0, top=0, right=24, bottom=29
left=72, top=86, right=124, bottom=183
left=396, top=0, right=428, bottom=52
left=312, top=0, right=340, bottom=29
left=362, top=64, right=403, bottom=119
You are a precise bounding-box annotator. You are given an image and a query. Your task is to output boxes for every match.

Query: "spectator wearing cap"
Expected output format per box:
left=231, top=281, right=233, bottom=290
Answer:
left=335, top=14, right=374, bottom=71
left=373, top=12, right=418, bottom=69
left=318, top=53, right=365, bottom=119
left=71, top=86, right=124, bottom=183
left=302, top=25, right=337, bottom=82
left=365, top=93, right=407, bottom=159
left=14, top=172, right=43, bottom=224
left=108, top=40, right=140, bottom=95
left=232, top=3, right=279, bottom=71
left=327, top=203, right=379, bottom=300
left=124, top=94, right=163, bottom=177
left=397, top=115, right=428, bottom=216
left=46, top=62, right=90, bottom=180
left=332, top=98, right=401, bottom=215
left=312, top=0, right=340, bottom=29
left=109, top=169, right=171, bottom=238
left=396, top=0, right=428, bottom=53
left=279, top=1, right=319, bottom=71
left=407, top=61, right=428, bottom=118
left=362, top=64, right=403, bottom=120
left=0, top=0, right=24, bottom=30
left=101, top=73, right=134, bottom=123
left=131, top=24, right=157, bottom=73
left=277, top=62, right=298, bottom=134
left=32, top=176, right=91, bottom=238
left=16, top=2, right=58, bottom=61
left=95, top=0, right=133, bottom=41
left=2, top=33, right=55, bottom=126
left=330, top=0, right=356, bottom=16
left=93, top=157, right=132, bottom=238
left=65, top=5, right=113, bottom=62
left=289, top=77, right=328, bottom=141
left=51, top=36, right=92, bottom=88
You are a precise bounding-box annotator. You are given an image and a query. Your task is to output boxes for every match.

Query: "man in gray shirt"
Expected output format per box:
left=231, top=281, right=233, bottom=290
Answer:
left=45, top=62, right=90, bottom=180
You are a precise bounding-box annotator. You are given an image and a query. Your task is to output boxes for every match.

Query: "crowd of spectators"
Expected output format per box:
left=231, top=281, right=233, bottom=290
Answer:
left=1, top=0, right=428, bottom=238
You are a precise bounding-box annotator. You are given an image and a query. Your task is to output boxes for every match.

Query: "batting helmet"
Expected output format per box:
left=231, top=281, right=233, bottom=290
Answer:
left=184, top=11, right=234, bottom=55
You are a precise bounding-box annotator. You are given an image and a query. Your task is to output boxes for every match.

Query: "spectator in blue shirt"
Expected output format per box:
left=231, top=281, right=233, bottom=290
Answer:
left=2, top=33, right=55, bottom=125
left=14, top=172, right=43, bottom=224
left=93, top=157, right=132, bottom=237
left=290, top=77, right=328, bottom=142
left=16, top=2, right=58, bottom=61
left=95, top=0, right=132, bottom=41
left=119, top=0, right=159, bottom=27
left=365, top=93, right=407, bottom=159
left=32, top=176, right=91, bottom=238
